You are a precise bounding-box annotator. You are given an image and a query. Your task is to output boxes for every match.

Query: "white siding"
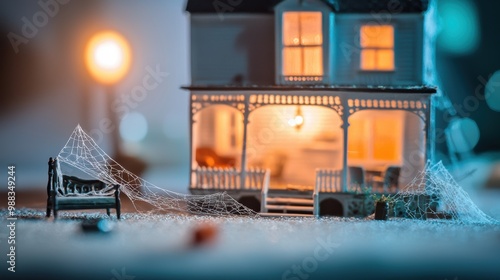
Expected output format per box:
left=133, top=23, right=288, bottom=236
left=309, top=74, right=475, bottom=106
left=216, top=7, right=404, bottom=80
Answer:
left=333, top=14, right=424, bottom=86
left=190, top=14, right=275, bottom=85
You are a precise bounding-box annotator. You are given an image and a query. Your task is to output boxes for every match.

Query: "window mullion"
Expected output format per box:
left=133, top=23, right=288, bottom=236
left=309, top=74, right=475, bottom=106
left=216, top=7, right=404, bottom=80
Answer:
left=298, top=13, right=304, bottom=75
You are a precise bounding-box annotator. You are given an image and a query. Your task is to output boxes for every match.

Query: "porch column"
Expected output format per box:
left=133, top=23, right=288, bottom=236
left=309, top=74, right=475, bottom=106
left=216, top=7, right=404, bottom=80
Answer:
left=341, top=102, right=350, bottom=193
left=424, top=96, right=435, bottom=164
left=188, top=93, right=194, bottom=188
left=240, top=95, right=250, bottom=189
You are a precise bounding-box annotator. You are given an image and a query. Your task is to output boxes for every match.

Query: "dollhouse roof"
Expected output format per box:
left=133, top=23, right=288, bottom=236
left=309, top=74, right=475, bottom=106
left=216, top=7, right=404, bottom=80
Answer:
left=186, top=0, right=429, bottom=14
left=333, top=0, right=429, bottom=13
left=182, top=85, right=437, bottom=94
left=186, top=0, right=281, bottom=14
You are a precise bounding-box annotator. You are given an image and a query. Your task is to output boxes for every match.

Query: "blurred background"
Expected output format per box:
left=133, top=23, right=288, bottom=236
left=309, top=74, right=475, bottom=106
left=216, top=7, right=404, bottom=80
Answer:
left=0, top=0, right=499, bottom=194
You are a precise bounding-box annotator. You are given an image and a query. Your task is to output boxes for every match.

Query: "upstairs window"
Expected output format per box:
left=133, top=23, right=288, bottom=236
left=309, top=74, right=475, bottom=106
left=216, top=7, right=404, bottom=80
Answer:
left=282, top=12, right=323, bottom=80
left=360, top=25, right=394, bottom=71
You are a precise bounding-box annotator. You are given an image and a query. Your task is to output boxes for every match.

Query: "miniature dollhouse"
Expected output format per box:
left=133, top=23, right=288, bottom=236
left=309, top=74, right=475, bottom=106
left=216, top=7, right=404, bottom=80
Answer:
left=183, top=0, right=436, bottom=217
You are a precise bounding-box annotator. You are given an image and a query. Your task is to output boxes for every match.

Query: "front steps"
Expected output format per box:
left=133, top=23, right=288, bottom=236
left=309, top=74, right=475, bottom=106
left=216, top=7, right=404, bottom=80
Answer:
left=262, top=190, right=314, bottom=216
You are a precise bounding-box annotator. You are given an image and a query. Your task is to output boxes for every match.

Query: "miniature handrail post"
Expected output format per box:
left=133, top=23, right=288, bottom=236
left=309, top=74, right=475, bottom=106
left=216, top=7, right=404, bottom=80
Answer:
left=188, top=94, right=194, bottom=189
left=341, top=98, right=350, bottom=193
left=313, top=169, right=324, bottom=217
left=260, top=168, right=271, bottom=213
left=239, top=94, right=250, bottom=189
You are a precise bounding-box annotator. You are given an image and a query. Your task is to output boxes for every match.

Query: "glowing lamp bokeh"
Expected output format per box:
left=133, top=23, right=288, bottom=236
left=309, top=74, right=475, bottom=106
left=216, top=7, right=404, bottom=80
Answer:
left=288, top=106, right=304, bottom=130
left=85, top=31, right=131, bottom=85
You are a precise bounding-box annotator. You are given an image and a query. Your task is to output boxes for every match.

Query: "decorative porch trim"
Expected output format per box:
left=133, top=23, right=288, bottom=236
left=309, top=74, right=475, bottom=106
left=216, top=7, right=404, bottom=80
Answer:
left=191, top=94, right=246, bottom=115
left=248, top=93, right=344, bottom=116
left=347, top=96, right=429, bottom=122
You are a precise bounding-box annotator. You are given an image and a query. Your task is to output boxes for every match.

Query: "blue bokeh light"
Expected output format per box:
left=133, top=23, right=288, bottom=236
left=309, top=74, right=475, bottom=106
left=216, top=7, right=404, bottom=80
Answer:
left=119, top=112, right=149, bottom=142
left=438, top=0, right=479, bottom=54
left=486, top=71, right=500, bottom=112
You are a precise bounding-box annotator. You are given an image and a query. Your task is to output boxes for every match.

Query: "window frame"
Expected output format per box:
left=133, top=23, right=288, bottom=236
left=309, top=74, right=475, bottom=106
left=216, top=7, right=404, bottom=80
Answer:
left=359, top=24, right=396, bottom=72
left=274, top=0, right=331, bottom=85
left=281, top=12, right=324, bottom=78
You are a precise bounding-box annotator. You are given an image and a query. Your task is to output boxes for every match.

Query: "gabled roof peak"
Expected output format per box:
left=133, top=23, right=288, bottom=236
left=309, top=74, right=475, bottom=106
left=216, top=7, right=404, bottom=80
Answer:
left=186, top=0, right=429, bottom=14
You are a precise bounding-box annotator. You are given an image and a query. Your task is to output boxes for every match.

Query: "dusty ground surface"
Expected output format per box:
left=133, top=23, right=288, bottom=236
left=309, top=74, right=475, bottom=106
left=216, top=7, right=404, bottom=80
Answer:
left=1, top=156, right=500, bottom=280
left=1, top=206, right=500, bottom=280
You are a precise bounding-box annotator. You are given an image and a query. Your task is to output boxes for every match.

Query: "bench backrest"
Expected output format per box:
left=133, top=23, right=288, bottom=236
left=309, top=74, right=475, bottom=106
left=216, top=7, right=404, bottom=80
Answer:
left=48, top=157, right=113, bottom=196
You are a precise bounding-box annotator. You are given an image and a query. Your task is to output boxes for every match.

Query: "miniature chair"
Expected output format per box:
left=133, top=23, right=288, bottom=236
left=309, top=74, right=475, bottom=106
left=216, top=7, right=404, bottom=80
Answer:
left=46, top=157, right=121, bottom=219
left=195, top=147, right=236, bottom=168
left=348, top=166, right=366, bottom=191
left=371, top=166, right=401, bottom=193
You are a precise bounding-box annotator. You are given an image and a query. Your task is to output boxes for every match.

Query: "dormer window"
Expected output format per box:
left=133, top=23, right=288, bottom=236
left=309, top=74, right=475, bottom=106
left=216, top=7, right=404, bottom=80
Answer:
left=360, top=25, right=394, bottom=71
left=282, top=12, right=323, bottom=80
left=275, top=0, right=331, bottom=85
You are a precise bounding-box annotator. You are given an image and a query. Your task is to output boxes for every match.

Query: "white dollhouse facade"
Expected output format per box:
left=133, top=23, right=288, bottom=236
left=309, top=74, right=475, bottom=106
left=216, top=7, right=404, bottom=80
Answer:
left=183, top=0, right=435, bottom=217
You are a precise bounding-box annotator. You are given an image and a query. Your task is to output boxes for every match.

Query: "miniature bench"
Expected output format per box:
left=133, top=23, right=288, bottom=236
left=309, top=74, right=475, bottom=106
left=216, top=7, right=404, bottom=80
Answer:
left=46, top=157, right=121, bottom=219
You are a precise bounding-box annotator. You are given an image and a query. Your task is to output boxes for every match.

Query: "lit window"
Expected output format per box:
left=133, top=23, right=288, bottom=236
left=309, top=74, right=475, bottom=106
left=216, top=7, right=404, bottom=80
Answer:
left=348, top=116, right=401, bottom=162
left=360, top=25, right=394, bottom=71
left=373, top=118, right=399, bottom=160
left=348, top=118, right=368, bottom=160
left=282, top=12, right=323, bottom=77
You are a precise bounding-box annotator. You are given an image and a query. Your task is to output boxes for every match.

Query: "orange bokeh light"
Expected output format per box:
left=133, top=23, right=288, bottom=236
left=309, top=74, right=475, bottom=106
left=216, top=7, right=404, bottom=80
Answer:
left=85, top=31, right=131, bottom=85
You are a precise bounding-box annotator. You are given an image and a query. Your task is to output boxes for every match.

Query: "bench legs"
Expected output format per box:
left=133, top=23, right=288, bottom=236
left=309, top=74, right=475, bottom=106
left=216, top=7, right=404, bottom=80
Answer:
left=46, top=205, right=120, bottom=220
left=46, top=195, right=53, bottom=217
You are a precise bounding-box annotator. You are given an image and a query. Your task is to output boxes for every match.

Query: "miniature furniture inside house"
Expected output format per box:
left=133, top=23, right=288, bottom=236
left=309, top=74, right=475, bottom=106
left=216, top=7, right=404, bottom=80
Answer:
left=348, top=166, right=366, bottom=191
left=195, top=147, right=236, bottom=168
left=46, top=157, right=121, bottom=219
left=371, top=166, right=401, bottom=193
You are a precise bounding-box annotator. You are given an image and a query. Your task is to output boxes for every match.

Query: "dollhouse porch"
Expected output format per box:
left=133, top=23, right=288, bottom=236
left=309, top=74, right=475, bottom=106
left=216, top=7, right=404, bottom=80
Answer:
left=184, top=85, right=436, bottom=216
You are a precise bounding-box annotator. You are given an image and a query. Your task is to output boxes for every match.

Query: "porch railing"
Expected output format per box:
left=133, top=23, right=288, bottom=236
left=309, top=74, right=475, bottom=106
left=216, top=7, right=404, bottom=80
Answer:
left=315, top=169, right=343, bottom=194
left=192, top=167, right=270, bottom=191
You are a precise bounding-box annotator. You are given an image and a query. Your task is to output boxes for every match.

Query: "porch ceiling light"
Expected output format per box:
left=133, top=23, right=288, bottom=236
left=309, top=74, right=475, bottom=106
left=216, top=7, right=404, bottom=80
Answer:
left=288, top=106, right=304, bottom=131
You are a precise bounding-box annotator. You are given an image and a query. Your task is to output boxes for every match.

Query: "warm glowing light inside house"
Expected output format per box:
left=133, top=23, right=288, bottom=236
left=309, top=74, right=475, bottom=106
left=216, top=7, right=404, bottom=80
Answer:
left=360, top=25, right=394, bottom=71
left=288, top=106, right=305, bottom=129
left=282, top=12, right=323, bottom=76
left=348, top=118, right=368, bottom=160
left=85, top=31, right=131, bottom=84
left=373, top=118, right=399, bottom=160
left=348, top=114, right=402, bottom=162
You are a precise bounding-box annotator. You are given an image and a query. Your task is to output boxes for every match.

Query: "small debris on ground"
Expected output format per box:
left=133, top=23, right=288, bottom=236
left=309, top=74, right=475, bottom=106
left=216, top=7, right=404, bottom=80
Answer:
left=191, top=223, right=218, bottom=246
left=81, top=218, right=114, bottom=233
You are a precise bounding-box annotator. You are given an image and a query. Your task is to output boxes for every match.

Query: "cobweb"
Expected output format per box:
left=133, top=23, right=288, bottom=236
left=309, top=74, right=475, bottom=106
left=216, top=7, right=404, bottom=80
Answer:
left=392, top=161, right=497, bottom=224
left=56, top=125, right=257, bottom=216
